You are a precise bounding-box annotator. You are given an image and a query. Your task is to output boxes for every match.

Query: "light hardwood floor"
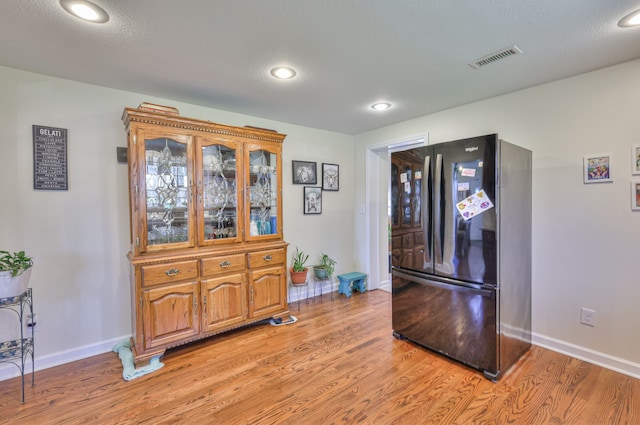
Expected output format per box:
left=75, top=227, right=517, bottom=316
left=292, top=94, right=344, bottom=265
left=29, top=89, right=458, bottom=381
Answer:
left=1, top=290, right=639, bottom=424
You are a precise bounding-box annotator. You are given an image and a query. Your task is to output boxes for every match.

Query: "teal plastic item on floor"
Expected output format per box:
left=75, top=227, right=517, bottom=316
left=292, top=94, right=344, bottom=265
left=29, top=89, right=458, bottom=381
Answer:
left=337, top=272, right=367, bottom=297
left=112, top=339, right=164, bottom=381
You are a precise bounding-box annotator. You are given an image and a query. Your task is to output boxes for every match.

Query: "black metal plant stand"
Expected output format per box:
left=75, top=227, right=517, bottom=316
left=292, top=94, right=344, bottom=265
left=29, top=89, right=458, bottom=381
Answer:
left=0, top=288, right=35, bottom=403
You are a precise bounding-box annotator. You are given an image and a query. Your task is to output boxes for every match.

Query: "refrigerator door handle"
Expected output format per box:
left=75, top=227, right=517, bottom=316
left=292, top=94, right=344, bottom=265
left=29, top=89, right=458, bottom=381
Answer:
left=423, top=155, right=431, bottom=263
left=433, top=153, right=443, bottom=264
left=393, top=269, right=494, bottom=298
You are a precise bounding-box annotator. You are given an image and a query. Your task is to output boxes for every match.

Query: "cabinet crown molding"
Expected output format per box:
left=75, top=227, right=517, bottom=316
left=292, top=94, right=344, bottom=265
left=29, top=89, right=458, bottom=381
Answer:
left=122, top=107, right=286, bottom=144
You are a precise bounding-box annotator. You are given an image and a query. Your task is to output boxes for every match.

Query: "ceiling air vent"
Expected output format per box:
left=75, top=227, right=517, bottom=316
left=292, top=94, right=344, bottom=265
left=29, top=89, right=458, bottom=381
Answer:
left=469, top=45, right=522, bottom=69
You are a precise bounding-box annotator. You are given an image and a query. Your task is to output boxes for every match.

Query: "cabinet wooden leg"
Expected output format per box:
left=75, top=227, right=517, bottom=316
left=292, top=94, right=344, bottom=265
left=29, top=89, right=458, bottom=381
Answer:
left=131, top=343, right=165, bottom=369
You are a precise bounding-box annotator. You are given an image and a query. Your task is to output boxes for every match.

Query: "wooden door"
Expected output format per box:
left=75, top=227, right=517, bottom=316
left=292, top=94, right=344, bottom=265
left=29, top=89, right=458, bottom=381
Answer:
left=202, top=273, right=247, bottom=333
left=134, top=127, right=196, bottom=254
left=249, top=265, right=286, bottom=318
left=142, top=281, right=199, bottom=349
left=244, top=142, right=283, bottom=241
left=195, top=135, right=244, bottom=246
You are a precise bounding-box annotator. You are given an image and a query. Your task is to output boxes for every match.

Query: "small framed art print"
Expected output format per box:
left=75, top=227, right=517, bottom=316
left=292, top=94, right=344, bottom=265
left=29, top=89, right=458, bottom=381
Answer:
left=632, top=145, right=640, bottom=175
left=322, top=163, right=339, bottom=191
left=631, top=181, right=640, bottom=211
left=292, top=160, right=317, bottom=185
left=583, top=154, right=612, bottom=184
left=303, top=186, right=322, bottom=214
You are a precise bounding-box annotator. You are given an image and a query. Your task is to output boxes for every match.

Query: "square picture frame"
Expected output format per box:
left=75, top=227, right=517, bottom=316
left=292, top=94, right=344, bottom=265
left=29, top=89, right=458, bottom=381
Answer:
left=292, top=160, right=317, bottom=185
left=583, top=154, right=613, bottom=184
left=322, top=163, right=339, bottom=191
left=303, top=186, right=322, bottom=214
left=631, top=181, right=640, bottom=211
left=632, top=145, right=640, bottom=175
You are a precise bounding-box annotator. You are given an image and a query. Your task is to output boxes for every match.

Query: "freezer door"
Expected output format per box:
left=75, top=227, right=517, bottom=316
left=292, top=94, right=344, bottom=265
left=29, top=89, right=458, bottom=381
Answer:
left=433, top=134, right=497, bottom=285
left=392, top=269, right=498, bottom=375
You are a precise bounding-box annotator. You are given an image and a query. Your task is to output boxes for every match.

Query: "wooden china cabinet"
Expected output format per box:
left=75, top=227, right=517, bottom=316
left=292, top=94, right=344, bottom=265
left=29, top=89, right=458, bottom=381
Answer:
left=122, top=104, right=289, bottom=365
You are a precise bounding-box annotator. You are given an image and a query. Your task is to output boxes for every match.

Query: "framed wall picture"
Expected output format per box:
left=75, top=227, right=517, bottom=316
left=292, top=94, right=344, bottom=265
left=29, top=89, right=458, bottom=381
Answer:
left=583, top=154, right=613, bottom=184
left=632, top=145, right=640, bottom=175
left=292, top=160, right=317, bottom=184
left=632, top=181, right=640, bottom=211
left=322, top=163, right=339, bottom=191
left=33, top=125, right=68, bottom=190
left=303, top=186, right=322, bottom=214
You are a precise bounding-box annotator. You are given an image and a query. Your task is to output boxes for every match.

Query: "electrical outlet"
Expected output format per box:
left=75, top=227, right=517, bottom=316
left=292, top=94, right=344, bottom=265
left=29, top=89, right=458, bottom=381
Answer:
left=580, top=308, right=596, bottom=327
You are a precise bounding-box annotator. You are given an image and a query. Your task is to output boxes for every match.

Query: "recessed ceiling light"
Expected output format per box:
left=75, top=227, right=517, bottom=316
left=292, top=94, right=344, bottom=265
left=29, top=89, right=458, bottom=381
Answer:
left=270, top=67, right=297, bottom=80
left=618, top=9, right=640, bottom=28
left=371, top=102, right=392, bottom=111
left=60, top=0, right=109, bottom=23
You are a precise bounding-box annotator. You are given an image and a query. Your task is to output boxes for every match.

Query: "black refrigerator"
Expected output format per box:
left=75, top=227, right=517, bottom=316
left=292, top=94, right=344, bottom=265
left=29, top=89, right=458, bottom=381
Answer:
left=390, top=134, right=531, bottom=380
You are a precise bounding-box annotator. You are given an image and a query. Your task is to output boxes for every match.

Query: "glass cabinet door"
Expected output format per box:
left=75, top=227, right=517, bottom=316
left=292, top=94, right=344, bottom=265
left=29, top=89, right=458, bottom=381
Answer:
left=245, top=145, right=281, bottom=240
left=198, top=138, right=242, bottom=245
left=142, top=133, right=193, bottom=250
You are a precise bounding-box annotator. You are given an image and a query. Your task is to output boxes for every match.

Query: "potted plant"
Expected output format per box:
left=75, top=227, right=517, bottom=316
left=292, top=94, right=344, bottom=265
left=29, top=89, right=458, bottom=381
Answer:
left=313, top=252, right=336, bottom=280
left=289, top=247, right=309, bottom=284
left=0, top=250, right=34, bottom=298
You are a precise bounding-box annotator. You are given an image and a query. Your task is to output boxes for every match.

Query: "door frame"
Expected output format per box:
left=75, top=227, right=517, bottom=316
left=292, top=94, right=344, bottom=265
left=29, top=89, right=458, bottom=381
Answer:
left=364, top=135, right=427, bottom=292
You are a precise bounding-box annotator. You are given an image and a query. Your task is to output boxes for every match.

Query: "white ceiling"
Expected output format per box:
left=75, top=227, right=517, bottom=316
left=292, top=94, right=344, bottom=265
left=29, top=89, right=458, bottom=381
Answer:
left=1, top=1, right=640, bottom=134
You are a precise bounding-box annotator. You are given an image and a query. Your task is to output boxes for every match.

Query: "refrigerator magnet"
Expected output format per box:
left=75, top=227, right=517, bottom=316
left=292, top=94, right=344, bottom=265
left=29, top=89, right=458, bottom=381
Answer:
left=455, top=189, right=494, bottom=221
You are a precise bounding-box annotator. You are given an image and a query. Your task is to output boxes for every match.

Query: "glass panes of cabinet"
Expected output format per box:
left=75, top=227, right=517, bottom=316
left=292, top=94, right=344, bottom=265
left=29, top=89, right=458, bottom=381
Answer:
left=401, top=165, right=412, bottom=226
left=248, top=149, right=278, bottom=236
left=412, top=165, right=421, bottom=226
left=391, top=162, right=400, bottom=227
left=145, top=138, right=189, bottom=245
left=202, top=144, right=238, bottom=241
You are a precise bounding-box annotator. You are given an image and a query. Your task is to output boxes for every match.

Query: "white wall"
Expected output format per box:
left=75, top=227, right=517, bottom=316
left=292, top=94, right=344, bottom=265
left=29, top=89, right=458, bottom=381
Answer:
left=0, top=66, right=355, bottom=378
left=354, top=59, right=640, bottom=376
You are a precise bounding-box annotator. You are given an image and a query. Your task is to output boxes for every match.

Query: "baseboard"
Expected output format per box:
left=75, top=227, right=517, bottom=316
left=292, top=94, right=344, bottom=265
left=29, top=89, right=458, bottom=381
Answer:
left=290, top=277, right=391, bottom=299
left=378, top=279, right=391, bottom=292
left=532, top=332, right=640, bottom=379
left=0, top=335, right=129, bottom=382
left=289, top=280, right=336, bottom=302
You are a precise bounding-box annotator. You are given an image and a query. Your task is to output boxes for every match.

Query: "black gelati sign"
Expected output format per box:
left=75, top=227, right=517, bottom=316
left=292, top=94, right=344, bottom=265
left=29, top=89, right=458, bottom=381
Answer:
left=33, top=125, right=68, bottom=190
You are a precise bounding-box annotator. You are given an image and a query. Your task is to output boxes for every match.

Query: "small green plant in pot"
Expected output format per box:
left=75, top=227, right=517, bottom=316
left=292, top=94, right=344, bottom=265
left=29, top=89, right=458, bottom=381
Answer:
left=0, top=250, right=34, bottom=298
left=313, top=253, right=336, bottom=280
left=289, top=247, right=309, bottom=284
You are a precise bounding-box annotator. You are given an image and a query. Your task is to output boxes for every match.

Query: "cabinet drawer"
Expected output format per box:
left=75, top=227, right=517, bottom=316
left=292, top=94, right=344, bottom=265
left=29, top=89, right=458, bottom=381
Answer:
left=141, top=260, right=199, bottom=286
left=248, top=249, right=285, bottom=268
left=201, top=253, right=246, bottom=277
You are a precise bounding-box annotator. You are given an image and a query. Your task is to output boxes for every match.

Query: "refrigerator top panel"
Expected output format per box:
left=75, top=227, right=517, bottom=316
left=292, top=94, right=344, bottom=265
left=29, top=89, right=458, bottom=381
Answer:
left=433, top=134, right=498, bottom=285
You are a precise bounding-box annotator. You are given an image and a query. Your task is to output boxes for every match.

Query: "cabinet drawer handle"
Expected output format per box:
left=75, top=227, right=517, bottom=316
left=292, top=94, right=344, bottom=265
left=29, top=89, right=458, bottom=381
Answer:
left=263, top=255, right=272, bottom=262
left=165, top=268, right=180, bottom=277
left=220, top=260, right=231, bottom=268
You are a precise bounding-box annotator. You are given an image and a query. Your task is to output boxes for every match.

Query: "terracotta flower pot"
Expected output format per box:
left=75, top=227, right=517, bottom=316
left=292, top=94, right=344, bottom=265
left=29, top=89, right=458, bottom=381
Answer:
left=289, top=268, right=308, bottom=284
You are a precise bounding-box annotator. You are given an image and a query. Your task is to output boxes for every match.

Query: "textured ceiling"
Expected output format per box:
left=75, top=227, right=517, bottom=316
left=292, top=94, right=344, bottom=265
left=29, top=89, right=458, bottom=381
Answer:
left=1, top=1, right=640, bottom=134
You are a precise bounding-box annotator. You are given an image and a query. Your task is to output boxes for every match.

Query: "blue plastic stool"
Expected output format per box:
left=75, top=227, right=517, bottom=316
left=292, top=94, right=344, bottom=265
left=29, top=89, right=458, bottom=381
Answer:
left=337, top=272, right=367, bottom=297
